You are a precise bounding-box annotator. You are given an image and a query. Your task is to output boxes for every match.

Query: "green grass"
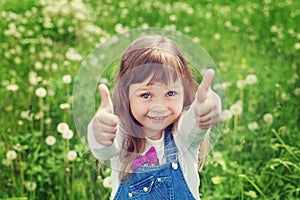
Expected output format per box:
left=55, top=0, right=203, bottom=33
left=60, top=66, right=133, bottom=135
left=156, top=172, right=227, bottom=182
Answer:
left=1, top=0, right=299, bottom=199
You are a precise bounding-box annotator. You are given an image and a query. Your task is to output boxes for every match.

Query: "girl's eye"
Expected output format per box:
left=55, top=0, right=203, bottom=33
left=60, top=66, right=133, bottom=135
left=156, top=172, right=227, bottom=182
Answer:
left=140, top=93, right=151, bottom=99
left=166, top=91, right=176, bottom=97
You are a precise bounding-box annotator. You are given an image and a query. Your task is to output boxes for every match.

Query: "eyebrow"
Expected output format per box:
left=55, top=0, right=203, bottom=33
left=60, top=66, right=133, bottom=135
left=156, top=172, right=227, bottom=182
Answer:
left=139, top=83, right=181, bottom=91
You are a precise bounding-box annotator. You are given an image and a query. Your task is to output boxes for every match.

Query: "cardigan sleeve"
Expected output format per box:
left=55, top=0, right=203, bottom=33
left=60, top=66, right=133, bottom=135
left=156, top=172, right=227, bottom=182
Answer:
left=87, top=117, right=121, bottom=160
left=175, top=99, right=210, bottom=150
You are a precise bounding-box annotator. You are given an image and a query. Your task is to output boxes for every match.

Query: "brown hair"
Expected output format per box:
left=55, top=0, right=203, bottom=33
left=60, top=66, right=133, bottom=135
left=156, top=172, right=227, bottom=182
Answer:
left=111, top=35, right=205, bottom=181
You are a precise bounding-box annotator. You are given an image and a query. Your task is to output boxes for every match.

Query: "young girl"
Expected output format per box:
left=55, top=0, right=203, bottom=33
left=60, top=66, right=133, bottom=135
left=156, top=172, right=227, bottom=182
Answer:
left=88, top=35, right=221, bottom=200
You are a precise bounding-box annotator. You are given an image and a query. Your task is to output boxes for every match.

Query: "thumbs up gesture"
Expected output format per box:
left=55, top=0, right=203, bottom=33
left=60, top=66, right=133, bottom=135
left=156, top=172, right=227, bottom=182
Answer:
left=196, top=69, right=221, bottom=129
left=92, top=84, right=119, bottom=146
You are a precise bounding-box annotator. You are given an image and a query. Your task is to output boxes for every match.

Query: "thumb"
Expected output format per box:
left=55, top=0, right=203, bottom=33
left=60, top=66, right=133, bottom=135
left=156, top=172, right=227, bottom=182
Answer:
left=197, top=69, right=215, bottom=103
left=98, top=84, right=113, bottom=113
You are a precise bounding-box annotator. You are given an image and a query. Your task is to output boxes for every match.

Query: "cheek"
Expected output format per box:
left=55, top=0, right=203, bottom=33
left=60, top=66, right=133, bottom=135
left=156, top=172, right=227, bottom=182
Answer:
left=130, top=99, right=147, bottom=119
left=171, top=98, right=183, bottom=115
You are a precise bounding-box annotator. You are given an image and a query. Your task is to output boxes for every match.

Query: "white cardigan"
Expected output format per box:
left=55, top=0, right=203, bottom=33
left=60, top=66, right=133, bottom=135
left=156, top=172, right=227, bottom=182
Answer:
left=88, top=100, right=210, bottom=200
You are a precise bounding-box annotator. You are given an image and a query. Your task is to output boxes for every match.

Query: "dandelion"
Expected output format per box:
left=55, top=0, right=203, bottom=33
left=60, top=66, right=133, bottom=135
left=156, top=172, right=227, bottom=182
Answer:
left=103, top=176, right=112, bottom=188
left=183, top=26, right=191, bottom=33
left=169, top=14, right=177, bottom=21
left=67, top=150, right=77, bottom=161
left=294, top=87, right=300, bottom=96
left=6, top=84, right=19, bottom=92
left=281, top=93, right=289, bottom=101
left=2, top=159, right=12, bottom=166
left=263, top=113, right=273, bottom=124
left=214, top=33, right=221, bottom=40
left=192, top=37, right=200, bottom=43
left=20, top=110, right=33, bottom=120
left=59, top=103, right=71, bottom=110
left=230, top=103, right=243, bottom=116
left=205, top=12, right=212, bottom=19
left=114, top=23, right=124, bottom=33
left=34, top=61, right=43, bottom=70
left=236, top=80, right=246, bottom=89
left=5, top=106, right=13, bottom=112
left=62, top=74, right=72, bottom=84
left=14, top=57, right=21, bottom=65
left=97, top=175, right=102, bottom=181
left=57, top=122, right=69, bottom=134
left=294, top=42, right=300, bottom=50
left=245, top=74, right=258, bottom=85
left=25, top=181, right=37, bottom=191
left=35, top=87, right=47, bottom=98
left=48, top=89, right=55, bottom=96
left=213, top=152, right=223, bottom=160
left=225, top=21, right=232, bottom=28
left=34, top=111, right=44, bottom=120
left=6, top=150, right=17, bottom=160
left=65, top=47, right=83, bottom=61
left=62, top=129, right=74, bottom=140
left=51, top=63, right=58, bottom=71
left=221, top=109, right=232, bottom=121
left=29, top=71, right=38, bottom=85
left=248, top=122, right=259, bottom=130
left=44, top=118, right=52, bottom=125
left=45, top=135, right=56, bottom=146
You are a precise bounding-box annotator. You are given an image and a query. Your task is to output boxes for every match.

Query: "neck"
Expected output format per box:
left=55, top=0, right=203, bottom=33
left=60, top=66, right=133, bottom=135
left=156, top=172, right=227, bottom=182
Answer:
left=144, top=130, right=163, bottom=140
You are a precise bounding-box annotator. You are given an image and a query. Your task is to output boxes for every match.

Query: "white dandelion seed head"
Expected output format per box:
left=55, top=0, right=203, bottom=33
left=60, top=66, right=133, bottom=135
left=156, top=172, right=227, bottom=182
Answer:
left=214, top=33, right=221, bottom=40
left=62, top=75, right=72, bottom=84
left=35, top=87, right=47, bottom=98
left=103, top=176, right=112, bottom=188
left=213, top=152, right=223, bottom=160
left=57, top=122, right=69, bottom=134
left=2, top=159, right=12, bottom=166
left=263, top=113, right=273, bottom=124
left=230, top=103, right=243, bottom=116
left=65, top=47, right=83, bottom=61
left=25, top=181, right=37, bottom=191
left=6, top=150, right=17, bottom=160
left=221, top=109, right=233, bottom=121
left=34, top=61, right=43, bottom=70
left=236, top=79, right=247, bottom=89
left=294, top=87, right=300, bottom=96
left=248, top=122, right=259, bottom=131
left=62, top=129, right=74, bottom=140
left=67, top=150, right=77, bottom=161
left=245, top=74, right=258, bottom=85
left=45, top=135, right=56, bottom=146
left=294, top=42, right=300, bottom=50
left=6, top=84, right=19, bottom=92
left=59, top=103, right=71, bottom=110
left=281, top=93, right=289, bottom=101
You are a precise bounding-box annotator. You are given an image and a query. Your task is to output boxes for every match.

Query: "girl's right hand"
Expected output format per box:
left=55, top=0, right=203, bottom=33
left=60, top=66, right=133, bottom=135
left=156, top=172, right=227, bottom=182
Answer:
left=92, top=84, right=119, bottom=146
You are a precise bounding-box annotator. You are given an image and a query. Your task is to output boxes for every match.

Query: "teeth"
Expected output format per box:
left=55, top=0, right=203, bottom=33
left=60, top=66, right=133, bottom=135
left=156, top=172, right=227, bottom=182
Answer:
left=149, top=116, right=165, bottom=120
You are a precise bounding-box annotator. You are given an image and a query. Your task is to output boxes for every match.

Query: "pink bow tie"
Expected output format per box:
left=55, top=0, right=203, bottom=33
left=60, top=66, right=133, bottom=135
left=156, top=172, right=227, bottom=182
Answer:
left=132, top=146, right=158, bottom=170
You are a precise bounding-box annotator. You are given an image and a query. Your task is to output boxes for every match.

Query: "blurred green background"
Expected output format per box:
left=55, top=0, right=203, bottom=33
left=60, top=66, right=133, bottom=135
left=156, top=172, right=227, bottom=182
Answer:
left=0, top=0, right=299, bottom=199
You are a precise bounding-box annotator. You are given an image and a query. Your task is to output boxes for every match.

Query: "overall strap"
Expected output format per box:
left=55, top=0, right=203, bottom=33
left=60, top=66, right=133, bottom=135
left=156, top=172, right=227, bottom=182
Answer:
left=164, top=125, right=178, bottom=163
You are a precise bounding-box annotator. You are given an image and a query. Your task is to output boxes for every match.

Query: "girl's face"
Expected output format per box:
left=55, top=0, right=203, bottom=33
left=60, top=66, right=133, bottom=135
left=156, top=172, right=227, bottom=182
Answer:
left=129, top=77, right=184, bottom=139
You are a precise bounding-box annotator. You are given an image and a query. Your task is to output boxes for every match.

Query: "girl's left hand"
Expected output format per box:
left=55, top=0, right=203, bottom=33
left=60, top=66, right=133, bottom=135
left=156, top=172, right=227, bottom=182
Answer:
left=196, top=69, right=221, bottom=129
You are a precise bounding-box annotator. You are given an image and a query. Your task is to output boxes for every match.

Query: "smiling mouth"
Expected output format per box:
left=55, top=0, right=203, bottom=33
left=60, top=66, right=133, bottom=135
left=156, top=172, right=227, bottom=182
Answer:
left=147, top=116, right=168, bottom=122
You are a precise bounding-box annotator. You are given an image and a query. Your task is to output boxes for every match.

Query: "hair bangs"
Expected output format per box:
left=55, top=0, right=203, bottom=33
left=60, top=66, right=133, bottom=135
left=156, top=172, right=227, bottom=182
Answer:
left=122, top=48, right=184, bottom=86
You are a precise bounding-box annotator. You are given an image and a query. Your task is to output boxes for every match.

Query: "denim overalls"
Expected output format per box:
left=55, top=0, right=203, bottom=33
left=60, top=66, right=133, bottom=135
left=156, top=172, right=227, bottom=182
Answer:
left=114, top=126, right=196, bottom=200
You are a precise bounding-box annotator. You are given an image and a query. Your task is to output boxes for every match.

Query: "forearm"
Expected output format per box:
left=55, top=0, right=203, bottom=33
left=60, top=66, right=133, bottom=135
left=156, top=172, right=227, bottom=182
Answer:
left=177, top=100, right=209, bottom=149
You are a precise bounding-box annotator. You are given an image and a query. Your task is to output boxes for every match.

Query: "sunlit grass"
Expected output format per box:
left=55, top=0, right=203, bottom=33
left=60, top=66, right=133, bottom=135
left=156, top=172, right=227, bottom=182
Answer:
left=1, top=0, right=299, bottom=199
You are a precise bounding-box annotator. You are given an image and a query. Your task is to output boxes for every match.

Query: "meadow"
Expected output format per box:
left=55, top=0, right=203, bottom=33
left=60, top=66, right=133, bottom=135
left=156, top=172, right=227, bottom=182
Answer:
left=0, top=0, right=299, bottom=199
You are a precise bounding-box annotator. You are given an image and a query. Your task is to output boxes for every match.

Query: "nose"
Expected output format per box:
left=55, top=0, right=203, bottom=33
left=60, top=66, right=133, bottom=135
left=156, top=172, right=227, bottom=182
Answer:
left=149, top=98, right=167, bottom=113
